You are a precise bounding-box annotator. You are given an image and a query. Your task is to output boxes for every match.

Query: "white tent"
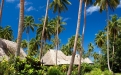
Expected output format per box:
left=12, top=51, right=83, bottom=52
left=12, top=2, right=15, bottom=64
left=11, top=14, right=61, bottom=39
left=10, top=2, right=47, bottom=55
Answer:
left=41, top=49, right=93, bottom=65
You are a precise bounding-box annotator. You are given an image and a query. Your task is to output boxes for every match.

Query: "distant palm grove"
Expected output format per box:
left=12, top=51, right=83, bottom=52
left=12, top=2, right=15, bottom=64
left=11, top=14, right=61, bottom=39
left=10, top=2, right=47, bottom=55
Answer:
left=0, top=0, right=121, bottom=75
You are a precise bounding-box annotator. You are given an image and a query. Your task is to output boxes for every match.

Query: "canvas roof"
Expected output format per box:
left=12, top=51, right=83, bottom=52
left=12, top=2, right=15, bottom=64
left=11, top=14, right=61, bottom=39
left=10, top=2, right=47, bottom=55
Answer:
left=41, top=49, right=93, bottom=65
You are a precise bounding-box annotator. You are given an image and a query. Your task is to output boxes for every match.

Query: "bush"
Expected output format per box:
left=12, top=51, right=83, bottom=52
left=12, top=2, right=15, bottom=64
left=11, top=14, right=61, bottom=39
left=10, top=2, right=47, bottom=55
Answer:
left=47, top=66, right=61, bottom=75
left=103, top=70, right=113, bottom=75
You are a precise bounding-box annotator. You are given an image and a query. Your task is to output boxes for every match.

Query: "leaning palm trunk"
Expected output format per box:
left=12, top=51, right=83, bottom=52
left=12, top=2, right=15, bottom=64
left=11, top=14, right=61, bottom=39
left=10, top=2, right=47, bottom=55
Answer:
left=0, top=0, right=4, bottom=25
left=78, top=1, right=86, bottom=75
left=106, top=3, right=111, bottom=72
left=15, top=0, right=24, bottom=57
left=67, top=0, right=83, bottom=75
left=40, top=0, right=50, bottom=60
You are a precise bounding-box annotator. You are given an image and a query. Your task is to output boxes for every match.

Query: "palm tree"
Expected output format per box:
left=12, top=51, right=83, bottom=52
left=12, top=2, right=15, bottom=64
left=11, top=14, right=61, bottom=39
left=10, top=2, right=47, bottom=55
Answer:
left=2, top=26, right=13, bottom=40
left=94, top=0, right=120, bottom=71
left=0, top=26, right=13, bottom=40
left=50, top=0, right=71, bottom=65
left=86, top=43, right=94, bottom=57
left=93, top=52, right=99, bottom=62
left=21, top=39, right=27, bottom=49
left=15, top=0, right=24, bottom=57
left=67, top=0, right=83, bottom=75
left=78, top=0, right=93, bottom=74
left=40, top=0, right=50, bottom=60
left=23, top=16, right=36, bottom=51
left=0, top=0, right=4, bottom=25
left=28, top=38, right=40, bottom=56
left=95, top=31, right=106, bottom=48
left=37, top=17, right=54, bottom=58
left=108, top=15, right=121, bottom=70
left=61, top=44, right=71, bottom=55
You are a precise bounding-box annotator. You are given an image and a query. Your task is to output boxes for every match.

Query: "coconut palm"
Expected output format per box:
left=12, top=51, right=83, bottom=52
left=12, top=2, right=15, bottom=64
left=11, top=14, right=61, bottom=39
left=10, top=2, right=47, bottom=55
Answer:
left=28, top=38, right=40, bottom=56
left=40, top=0, right=50, bottom=60
left=50, top=0, right=71, bottom=65
left=37, top=17, right=54, bottom=58
left=93, top=52, right=99, bottom=62
left=94, top=0, right=120, bottom=71
left=1, top=26, right=13, bottom=40
left=86, top=43, right=94, bottom=57
left=78, top=0, right=93, bottom=74
left=0, top=0, right=4, bottom=25
left=67, top=0, right=83, bottom=74
left=15, top=0, right=24, bottom=57
left=95, top=31, right=106, bottom=48
left=50, top=16, right=65, bottom=47
left=108, top=15, right=121, bottom=70
left=61, top=44, right=71, bottom=55
left=21, top=39, right=27, bottom=49
left=23, top=16, right=36, bottom=51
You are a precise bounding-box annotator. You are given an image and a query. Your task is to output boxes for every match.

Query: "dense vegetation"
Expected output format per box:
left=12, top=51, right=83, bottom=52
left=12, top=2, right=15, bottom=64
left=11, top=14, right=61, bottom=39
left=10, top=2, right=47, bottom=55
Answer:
left=0, top=0, right=121, bottom=75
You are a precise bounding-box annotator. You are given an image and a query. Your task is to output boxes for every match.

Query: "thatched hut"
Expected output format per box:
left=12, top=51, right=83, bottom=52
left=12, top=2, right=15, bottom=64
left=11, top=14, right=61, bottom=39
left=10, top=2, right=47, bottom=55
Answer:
left=41, top=49, right=93, bottom=65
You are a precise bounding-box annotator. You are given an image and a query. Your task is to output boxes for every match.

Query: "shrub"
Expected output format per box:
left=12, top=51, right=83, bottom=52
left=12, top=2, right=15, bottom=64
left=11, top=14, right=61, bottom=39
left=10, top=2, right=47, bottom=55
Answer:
left=47, top=66, right=61, bottom=75
left=103, top=70, right=113, bottom=75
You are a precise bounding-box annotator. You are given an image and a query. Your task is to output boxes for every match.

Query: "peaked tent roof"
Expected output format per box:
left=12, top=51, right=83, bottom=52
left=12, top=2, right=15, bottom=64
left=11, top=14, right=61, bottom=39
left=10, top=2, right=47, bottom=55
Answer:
left=41, top=49, right=93, bottom=65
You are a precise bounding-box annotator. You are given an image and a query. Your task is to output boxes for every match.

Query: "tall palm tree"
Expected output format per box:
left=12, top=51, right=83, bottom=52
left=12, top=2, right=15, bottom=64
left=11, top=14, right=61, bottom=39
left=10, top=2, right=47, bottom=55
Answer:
left=78, top=0, right=93, bottom=74
left=67, top=0, right=83, bottom=75
left=94, top=0, right=120, bottom=71
left=23, top=16, right=35, bottom=51
left=37, top=17, right=54, bottom=58
left=0, top=0, right=4, bottom=25
left=15, top=0, right=24, bottom=57
left=108, top=15, right=121, bottom=70
left=40, top=0, right=50, bottom=60
left=50, top=0, right=71, bottom=65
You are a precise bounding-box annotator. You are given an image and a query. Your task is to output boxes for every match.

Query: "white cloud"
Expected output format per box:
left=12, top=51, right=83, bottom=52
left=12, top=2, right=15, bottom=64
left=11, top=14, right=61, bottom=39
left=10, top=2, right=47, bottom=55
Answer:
left=117, top=0, right=121, bottom=8
left=26, top=6, right=35, bottom=12
left=39, top=6, right=45, bottom=9
left=86, top=5, right=100, bottom=15
left=17, top=1, right=33, bottom=8
left=6, top=0, right=15, bottom=3
left=63, top=18, right=71, bottom=21
left=16, top=1, right=36, bottom=12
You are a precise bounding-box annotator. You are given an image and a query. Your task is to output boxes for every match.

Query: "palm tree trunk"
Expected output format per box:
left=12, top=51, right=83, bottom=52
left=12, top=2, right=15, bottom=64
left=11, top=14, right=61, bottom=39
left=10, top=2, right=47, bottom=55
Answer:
left=78, top=1, right=86, bottom=75
left=55, top=14, right=59, bottom=65
left=15, top=0, right=24, bottom=57
left=39, top=0, right=50, bottom=60
left=0, top=0, right=4, bottom=26
left=111, top=34, right=115, bottom=71
left=106, top=3, right=111, bottom=72
left=27, top=32, right=30, bottom=55
left=67, top=0, right=83, bottom=75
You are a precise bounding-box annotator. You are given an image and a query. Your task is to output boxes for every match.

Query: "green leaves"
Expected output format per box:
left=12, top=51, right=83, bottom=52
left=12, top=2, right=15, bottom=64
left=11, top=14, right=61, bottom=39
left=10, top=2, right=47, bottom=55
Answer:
left=0, top=25, right=13, bottom=40
left=50, top=0, right=71, bottom=13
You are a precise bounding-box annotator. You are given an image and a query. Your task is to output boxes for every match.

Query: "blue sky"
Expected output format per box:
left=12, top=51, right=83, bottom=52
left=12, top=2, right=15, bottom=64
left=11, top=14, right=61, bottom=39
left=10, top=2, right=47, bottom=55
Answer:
left=2, top=0, right=121, bottom=52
